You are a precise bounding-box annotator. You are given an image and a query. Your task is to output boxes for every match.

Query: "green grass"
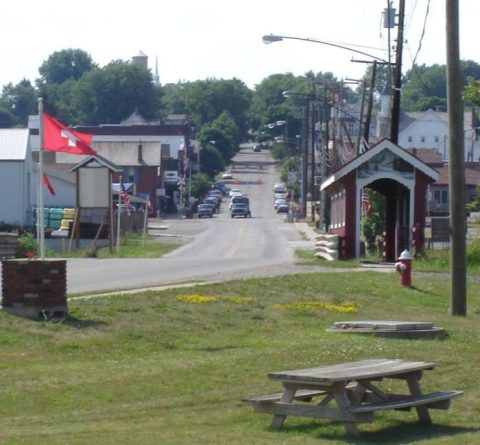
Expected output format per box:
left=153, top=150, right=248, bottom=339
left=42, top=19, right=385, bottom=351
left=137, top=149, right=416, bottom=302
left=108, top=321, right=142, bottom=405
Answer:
left=48, top=233, right=178, bottom=259
left=1, top=271, right=479, bottom=444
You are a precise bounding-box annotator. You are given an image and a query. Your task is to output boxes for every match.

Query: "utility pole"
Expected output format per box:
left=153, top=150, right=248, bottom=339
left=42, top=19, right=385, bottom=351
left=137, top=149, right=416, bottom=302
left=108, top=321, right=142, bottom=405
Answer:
left=446, top=0, right=467, bottom=315
left=364, top=61, right=377, bottom=146
left=390, top=0, right=405, bottom=144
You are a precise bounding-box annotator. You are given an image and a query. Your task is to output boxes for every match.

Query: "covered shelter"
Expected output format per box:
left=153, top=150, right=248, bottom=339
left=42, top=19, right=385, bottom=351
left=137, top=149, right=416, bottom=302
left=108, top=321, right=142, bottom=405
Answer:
left=320, top=139, right=439, bottom=261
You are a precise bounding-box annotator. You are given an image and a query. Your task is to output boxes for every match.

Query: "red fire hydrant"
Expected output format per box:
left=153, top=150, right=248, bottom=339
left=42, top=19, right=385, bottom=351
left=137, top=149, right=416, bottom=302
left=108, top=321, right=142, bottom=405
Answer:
left=395, top=249, right=413, bottom=287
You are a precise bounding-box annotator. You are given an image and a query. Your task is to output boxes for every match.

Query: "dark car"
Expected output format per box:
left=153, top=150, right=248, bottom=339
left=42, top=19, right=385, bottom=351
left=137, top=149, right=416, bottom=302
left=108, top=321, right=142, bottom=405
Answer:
left=231, top=203, right=251, bottom=218
left=203, top=197, right=220, bottom=212
left=277, top=203, right=289, bottom=213
left=198, top=203, right=214, bottom=218
left=207, top=189, right=223, bottom=202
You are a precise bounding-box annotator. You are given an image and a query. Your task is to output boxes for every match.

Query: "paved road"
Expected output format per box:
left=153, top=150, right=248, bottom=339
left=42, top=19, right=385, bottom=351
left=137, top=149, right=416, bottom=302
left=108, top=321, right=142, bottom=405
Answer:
left=65, top=147, right=310, bottom=294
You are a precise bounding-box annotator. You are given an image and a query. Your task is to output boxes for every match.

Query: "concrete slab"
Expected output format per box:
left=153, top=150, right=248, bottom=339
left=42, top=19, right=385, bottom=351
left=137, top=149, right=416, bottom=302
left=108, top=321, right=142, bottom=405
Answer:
left=328, top=320, right=446, bottom=339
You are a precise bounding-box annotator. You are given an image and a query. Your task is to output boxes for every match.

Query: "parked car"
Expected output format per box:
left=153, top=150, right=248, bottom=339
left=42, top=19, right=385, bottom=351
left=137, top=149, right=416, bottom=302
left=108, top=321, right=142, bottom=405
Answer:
left=253, top=145, right=261, bottom=152
left=222, top=172, right=233, bottom=179
left=203, top=197, right=220, bottom=212
left=229, top=188, right=242, bottom=197
left=197, top=203, right=214, bottom=218
left=213, top=181, right=230, bottom=195
left=164, top=170, right=179, bottom=184
left=273, top=182, right=287, bottom=193
left=277, top=203, right=289, bottom=213
left=208, top=189, right=223, bottom=202
left=274, top=198, right=287, bottom=209
left=231, top=203, right=251, bottom=218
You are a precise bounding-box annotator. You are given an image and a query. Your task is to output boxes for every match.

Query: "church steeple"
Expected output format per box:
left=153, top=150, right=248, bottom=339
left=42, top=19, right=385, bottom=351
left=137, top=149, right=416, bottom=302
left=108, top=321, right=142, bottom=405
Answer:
left=154, top=56, right=160, bottom=86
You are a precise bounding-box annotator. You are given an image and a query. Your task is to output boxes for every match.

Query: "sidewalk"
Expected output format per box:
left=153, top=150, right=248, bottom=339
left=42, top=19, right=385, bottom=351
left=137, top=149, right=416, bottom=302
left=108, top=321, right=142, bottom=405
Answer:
left=289, top=220, right=319, bottom=249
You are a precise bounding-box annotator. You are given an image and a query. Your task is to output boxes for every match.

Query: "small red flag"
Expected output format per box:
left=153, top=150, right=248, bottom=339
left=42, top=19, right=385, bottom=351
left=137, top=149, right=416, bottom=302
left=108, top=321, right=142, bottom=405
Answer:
left=120, top=182, right=131, bottom=215
left=43, top=112, right=96, bottom=155
left=42, top=174, right=56, bottom=196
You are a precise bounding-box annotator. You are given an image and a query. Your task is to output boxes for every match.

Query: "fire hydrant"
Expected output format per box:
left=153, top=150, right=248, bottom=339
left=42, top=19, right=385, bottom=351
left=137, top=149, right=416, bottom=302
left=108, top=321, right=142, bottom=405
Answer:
left=395, top=249, right=413, bottom=287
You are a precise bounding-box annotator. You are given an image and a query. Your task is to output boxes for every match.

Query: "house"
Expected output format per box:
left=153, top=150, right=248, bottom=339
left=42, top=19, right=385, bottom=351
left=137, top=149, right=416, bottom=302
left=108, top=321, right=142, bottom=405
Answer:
left=408, top=148, right=480, bottom=215
left=0, top=129, right=34, bottom=226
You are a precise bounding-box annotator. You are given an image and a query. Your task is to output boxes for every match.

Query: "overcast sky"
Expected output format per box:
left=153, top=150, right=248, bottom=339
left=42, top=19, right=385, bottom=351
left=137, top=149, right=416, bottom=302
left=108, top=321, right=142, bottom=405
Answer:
left=2, top=0, right=479, bottom=90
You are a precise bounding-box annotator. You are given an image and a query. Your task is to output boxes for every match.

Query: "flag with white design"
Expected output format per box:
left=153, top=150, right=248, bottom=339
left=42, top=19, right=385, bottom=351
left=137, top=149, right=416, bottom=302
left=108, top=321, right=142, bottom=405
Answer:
left=43, top=112, right=96, bottom=155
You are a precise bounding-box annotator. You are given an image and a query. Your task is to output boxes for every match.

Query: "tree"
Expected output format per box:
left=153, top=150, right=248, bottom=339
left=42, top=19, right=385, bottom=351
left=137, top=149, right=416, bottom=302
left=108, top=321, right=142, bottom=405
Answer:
left=198, top=144, right=225, bottom=179
left=197, top=111, right=239, bottom=163
left=249, top=73, right=304, bottom=135
left=177, top=78, right=252, bottom=140
left=189, top=173, right=211, bottom=199
left=362, top=190, right=385, bottom=254
left=401, top=60, right=480, bottom=111
left=37, top=49, right=96, bottom=85
left=69, top=61, right=161, bottom=125
left=0, top=80, right=38, bottom=126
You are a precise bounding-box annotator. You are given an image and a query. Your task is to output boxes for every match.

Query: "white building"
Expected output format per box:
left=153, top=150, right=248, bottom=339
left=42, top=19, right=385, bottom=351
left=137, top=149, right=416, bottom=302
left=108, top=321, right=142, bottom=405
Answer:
left=0, top=129, right=34, bottom=226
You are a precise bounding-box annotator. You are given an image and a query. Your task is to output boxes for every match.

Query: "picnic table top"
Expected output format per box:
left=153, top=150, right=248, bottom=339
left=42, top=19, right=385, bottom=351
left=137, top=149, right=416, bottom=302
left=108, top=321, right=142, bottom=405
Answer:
left=268, top=359, right=435, bottom=384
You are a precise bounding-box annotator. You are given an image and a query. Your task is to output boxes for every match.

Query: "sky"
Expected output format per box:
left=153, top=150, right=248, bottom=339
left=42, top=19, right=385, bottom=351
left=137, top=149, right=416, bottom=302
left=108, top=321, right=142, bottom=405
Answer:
left=2, top=0, right=479, bottom=90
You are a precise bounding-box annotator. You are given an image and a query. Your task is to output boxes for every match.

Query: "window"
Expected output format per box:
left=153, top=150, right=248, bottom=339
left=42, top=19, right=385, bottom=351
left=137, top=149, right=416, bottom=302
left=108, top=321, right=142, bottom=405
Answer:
left=434, top=136, right=439, bottom=143
left=407, top=136, right=412, bottom=143
left=434, top=190, right=448, bottom=205
left=421, top=136, right=426, bottom=143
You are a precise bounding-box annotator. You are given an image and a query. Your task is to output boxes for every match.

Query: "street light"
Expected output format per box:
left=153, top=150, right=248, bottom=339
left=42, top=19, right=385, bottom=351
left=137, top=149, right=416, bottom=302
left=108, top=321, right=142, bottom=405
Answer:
left=262, top=34, right=389, bottom=64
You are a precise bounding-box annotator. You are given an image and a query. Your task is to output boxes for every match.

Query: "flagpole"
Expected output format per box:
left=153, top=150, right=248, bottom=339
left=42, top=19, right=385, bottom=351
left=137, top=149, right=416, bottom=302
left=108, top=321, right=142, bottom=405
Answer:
left=38, top=98, right=46, bottom=260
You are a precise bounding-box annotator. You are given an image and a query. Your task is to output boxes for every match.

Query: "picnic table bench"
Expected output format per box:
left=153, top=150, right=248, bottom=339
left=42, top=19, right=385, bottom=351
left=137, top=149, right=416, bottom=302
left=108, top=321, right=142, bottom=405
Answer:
left=243, top=359, right=462, bottom=437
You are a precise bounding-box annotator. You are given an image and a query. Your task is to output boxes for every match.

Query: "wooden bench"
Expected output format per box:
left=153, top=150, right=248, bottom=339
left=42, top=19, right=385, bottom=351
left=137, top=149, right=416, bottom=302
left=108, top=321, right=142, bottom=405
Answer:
left=243, top=389, right=329, bottom=405
left=349, top=390, right=463, bottom=413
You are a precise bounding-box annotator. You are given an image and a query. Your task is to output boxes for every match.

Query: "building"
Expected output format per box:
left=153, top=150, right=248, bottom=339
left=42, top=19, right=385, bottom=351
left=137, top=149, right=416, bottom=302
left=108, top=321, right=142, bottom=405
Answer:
left=29, top=113, right=194, bottom=215
left=0, top=129, right=34, bottom=226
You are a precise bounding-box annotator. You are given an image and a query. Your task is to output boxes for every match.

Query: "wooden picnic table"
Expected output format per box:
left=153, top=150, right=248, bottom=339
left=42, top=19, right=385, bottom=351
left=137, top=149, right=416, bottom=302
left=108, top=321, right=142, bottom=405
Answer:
left=243, top=359, right=462, bottom=437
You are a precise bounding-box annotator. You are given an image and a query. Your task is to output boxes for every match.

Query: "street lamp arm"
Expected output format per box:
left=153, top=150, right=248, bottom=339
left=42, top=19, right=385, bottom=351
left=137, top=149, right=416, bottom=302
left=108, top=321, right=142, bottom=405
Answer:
left=262, top=34, right=389, bottom=64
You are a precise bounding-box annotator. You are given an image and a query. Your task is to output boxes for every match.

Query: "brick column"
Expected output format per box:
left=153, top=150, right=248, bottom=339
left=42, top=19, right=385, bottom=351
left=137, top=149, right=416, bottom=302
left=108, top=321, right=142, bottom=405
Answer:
left=2, top=259, right=67, bottom=319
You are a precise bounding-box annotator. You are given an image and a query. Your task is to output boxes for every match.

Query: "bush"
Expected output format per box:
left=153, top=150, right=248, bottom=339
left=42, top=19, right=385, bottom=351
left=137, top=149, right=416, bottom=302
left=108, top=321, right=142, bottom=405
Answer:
left=467, top=239, right=480, bottom=264
left=16, top=232, right=38, bottom=258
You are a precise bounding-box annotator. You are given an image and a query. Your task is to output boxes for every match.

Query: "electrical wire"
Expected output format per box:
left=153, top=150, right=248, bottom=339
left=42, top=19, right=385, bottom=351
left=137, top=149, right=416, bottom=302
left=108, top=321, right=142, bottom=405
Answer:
left=410, top=0, right=431, bottom=67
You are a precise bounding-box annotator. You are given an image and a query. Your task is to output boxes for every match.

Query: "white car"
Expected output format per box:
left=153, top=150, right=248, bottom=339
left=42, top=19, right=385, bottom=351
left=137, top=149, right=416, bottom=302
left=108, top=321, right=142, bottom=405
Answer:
left=229, top=188, right=242, bottom=197
left=273, top=182, right=286, bottom=193
left=222, top=172, right=233, bottom=179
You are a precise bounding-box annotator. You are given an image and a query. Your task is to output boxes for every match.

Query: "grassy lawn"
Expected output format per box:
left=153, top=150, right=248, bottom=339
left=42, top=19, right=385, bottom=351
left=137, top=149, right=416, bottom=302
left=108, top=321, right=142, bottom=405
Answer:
left=48, top=233, right=179, bottom=259
left=1, top=271, right=479, bottom=444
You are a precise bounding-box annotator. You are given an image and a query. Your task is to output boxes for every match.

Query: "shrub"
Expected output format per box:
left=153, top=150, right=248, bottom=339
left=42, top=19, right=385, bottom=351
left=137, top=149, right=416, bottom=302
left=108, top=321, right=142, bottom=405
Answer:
left=16, top=232, right=38, bottom=258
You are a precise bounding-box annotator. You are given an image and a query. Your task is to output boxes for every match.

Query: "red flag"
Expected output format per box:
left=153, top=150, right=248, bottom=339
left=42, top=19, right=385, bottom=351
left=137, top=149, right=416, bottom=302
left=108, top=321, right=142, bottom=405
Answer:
left=120, top=182, right=131, bottom=215
left=42, top=174, right=56, bottom=196
left=43, top=112, right=96, bottom=155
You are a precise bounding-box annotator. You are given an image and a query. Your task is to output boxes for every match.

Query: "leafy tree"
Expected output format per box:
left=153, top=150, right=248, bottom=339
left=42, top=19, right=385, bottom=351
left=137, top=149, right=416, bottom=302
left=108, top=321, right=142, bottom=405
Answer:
left=401, top=60, right=480, bottom=111
left=198, top=144, right=225, bottom=179
left=362, top=190, right=385, bottom=254
left=0, top=80, right=38, bottom=126
left=189, top=173, right=211, bottom=199
left=0, top=108, right=15, bottom=127
left=197, top=111, right=239, bottom=163
left=69, top=61, right=161, bottom=125
left=178, top=78, right=252, bottom=140
left=161, top=83, right=188, bottom=116
left=249, top=73, right=304, bottom=135
left=464, top=78, right=480, bottom=107
left=37, top=49, right=96, bottom=85
left=466, top=184, right=480, bottom=212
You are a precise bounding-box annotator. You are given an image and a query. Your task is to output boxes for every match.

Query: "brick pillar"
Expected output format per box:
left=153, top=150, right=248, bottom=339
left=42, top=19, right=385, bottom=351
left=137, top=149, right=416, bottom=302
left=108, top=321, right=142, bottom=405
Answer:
left=2, top=259, right=67, bottom=319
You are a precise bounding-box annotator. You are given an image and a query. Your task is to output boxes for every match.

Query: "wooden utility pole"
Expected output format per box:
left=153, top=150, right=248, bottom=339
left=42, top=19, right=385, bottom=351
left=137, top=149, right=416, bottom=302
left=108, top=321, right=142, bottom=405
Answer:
left=390, top=0, right=405, bottom=144
left=446, top=0, right=467, bottom=315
